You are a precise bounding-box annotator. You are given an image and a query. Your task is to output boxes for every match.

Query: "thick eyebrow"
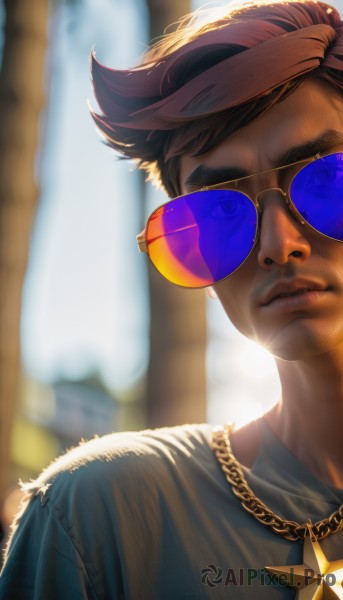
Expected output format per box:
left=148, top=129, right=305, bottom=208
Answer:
left=184, top=165, right=249, bottom=191
left=275, top=129, right=343, bottom=166
left=184, top=129, right=343, bottom=191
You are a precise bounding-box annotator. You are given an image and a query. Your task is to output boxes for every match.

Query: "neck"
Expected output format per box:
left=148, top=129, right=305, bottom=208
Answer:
left=265, top=351, right=343, bottom=488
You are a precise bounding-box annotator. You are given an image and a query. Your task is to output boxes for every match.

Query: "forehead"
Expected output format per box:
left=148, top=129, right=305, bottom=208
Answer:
left=179, top=79, right=343, bottom=192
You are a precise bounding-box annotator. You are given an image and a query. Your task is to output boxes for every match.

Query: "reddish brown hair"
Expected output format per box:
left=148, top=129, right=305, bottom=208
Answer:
left=90, top=0, right=343, bottom=197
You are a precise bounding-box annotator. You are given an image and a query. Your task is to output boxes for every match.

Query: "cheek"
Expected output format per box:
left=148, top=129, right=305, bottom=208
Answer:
left=214, top=250, right=260, bottom=338
left=214, top=280, right=256, bottom=341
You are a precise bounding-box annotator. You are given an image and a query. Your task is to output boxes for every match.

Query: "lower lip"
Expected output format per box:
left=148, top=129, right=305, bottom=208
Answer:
left=263, top=290, right=329, bottom=310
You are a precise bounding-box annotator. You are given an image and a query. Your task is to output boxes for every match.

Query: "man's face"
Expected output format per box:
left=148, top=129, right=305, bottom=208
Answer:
left=179, top=79, right=343, bottom=361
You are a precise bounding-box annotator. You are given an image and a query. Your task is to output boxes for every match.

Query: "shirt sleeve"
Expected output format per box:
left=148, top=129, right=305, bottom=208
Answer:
left=0, top=494, right=102, bottom=600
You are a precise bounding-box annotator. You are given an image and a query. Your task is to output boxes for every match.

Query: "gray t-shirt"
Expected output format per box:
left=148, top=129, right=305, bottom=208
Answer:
left=1, top=422, right=343, bottom=599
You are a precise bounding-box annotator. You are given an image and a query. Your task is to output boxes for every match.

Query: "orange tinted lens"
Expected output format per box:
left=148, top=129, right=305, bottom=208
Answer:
left=145, top=190, right=257, bottom=288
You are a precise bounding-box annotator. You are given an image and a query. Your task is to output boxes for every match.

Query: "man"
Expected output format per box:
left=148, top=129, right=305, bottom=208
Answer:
left=1, top=0, right=343, bottom=598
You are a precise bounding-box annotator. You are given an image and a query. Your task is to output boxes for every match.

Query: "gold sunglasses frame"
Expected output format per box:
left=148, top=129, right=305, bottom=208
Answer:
left=136, top=150, right=343, bottom=287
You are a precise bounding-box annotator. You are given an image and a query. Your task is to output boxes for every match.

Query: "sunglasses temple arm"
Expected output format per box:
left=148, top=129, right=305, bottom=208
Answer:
left=136, top=230, right=148, bottom=253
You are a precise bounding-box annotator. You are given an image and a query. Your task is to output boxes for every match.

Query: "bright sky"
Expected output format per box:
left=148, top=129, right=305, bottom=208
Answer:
left=21, top=0, right=151, bottom=391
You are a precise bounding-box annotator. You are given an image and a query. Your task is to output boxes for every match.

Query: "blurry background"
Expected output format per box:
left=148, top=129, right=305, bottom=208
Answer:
left=7, top=0, right=340, bottom=550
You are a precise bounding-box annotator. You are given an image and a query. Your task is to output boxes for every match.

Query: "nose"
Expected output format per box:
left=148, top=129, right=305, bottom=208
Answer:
left=257, top=191, right=311, bottom=268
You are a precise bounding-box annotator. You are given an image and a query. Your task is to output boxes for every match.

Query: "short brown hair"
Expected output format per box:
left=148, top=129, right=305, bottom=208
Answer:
left=90, top=0, right=343, bottom=197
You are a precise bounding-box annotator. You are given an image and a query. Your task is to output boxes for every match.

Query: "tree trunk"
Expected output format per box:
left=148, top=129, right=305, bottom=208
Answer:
left=144, top=0, right=207, bottom=427
left=0, top=0, right=48, bottom=500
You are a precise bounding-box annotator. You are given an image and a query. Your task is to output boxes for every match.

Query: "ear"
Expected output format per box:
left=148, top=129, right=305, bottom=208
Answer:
left=205, top=286, right=218, bottom=300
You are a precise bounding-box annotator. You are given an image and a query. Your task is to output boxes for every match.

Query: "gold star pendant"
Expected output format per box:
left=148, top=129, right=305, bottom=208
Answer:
left=265, top=537, right=343, bottom=599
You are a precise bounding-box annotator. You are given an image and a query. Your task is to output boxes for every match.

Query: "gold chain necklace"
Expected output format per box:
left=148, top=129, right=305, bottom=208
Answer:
left=213, top=423, right=343, bottom=599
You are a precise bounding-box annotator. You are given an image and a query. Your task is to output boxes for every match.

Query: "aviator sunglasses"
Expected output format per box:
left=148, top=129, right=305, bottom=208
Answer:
left=136, top=151, right=343, bottom=288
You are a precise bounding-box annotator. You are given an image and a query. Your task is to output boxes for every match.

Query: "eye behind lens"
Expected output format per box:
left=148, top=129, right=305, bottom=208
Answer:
left=146, top=189, right=258, bottom=287
left=290, top=152, right=343, bottom=242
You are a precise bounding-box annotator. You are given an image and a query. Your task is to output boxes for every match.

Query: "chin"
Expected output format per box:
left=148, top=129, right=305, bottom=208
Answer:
left=253, top=322, right=343, bottom=362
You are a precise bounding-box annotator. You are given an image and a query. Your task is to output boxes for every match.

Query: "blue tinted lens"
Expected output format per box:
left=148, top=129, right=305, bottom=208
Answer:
left=147, top=189, right=257, bottom=287
left=290, top=153, right=343, bottom=241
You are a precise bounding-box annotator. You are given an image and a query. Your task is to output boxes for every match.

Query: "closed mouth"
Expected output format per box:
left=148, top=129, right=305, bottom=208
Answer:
left=261, top=281, right=329, bottom=307
left=274, top=288, right=316, bottom=300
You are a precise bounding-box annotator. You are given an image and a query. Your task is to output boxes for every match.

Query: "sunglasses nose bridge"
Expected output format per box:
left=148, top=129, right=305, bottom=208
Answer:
left=254, top=186, right=305, bottom=225
left=255, top=187, right=299, bottom=219
left=255, top=186, right=285, bottom=205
